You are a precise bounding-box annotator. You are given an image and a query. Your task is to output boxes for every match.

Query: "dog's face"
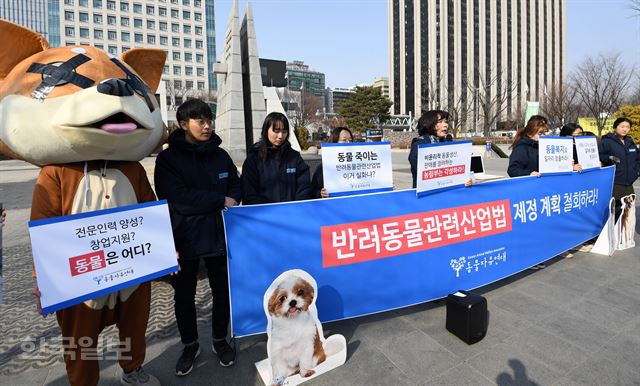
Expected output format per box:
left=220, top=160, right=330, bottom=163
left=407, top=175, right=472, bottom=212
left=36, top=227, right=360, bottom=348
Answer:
left=267, top=275, right=315, bottom=319
left=0, top=20, right=166, bottom=165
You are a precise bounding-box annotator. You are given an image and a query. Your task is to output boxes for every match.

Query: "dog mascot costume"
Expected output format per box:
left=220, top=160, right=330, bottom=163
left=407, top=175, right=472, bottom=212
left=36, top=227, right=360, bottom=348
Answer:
left=0, top=20, right=166, bottom=385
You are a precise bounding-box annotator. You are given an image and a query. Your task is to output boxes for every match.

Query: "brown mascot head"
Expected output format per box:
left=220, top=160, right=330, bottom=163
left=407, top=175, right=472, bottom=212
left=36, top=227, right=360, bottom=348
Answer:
left=0, top=20, right=167, bottom=165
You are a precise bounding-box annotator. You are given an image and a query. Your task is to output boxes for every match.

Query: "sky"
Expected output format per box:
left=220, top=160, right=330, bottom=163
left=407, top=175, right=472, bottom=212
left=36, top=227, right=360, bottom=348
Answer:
left=215, top=0, right=640, bottom=89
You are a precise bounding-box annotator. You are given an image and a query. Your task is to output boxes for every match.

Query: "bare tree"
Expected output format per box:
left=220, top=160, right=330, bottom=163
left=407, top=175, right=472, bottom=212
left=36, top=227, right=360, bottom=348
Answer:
left=466, top=70, right=518, bottom=138
left=627, top=71, right=640, bottom=105
left=287, top=90, right=324, bottom=132
left=445, top=86, right=473, bottom=137
left=420, top=70, right=442, bottom=112
left=540, top=82, right=582, bottom=126
left=572, top=53, right=634, bottom=136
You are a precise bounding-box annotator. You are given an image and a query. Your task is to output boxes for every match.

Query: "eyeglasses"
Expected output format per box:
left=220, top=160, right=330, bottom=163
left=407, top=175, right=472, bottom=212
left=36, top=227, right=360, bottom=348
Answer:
left=193, top=119, right=212, bottom=127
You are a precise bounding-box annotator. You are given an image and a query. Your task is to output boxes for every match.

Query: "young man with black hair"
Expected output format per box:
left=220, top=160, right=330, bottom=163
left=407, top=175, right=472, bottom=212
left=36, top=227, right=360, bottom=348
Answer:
left=154, top=98, right=241, bottom=376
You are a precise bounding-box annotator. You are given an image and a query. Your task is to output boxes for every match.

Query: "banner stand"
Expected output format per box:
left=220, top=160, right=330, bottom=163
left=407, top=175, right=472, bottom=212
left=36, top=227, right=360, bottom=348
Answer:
left=591, top=197, right=616, bottom=256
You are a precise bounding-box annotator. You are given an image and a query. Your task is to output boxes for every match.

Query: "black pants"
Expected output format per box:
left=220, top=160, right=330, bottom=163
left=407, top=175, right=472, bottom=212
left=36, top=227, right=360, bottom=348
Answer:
left=613, top=184, right=635, bottom=221
left=171, top=256, right=230, bottom=344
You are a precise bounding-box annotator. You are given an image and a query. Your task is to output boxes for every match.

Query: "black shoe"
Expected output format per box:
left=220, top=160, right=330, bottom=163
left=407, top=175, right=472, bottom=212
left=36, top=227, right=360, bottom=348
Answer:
left=212, top=340, right=236, bottom=367
left=175, top=342, right=200, bottom=376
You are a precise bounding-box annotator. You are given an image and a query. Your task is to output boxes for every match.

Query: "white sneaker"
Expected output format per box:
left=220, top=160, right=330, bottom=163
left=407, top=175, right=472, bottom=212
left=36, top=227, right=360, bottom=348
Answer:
left=121, top=366, right=160, bottom=386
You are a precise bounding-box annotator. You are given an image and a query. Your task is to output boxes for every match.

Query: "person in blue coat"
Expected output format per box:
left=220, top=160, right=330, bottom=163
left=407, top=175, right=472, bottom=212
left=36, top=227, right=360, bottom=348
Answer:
left=242, top=112, right=312, bottom=204
left=154, top=99, right=241, bottom=376
left=507, top=115, right=549, bottom=178
left=408, top=110, right=451, bottom=188
left=598, top=117, right=639, bottom=218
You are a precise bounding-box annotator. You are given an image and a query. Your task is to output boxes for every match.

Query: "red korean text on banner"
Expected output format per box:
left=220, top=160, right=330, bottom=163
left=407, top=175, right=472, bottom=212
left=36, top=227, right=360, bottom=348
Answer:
left=321, top=199, right=512, bottom=267
left=422, top=165, right=466, bottom=180
left=69, top=250, right=107, bottom=276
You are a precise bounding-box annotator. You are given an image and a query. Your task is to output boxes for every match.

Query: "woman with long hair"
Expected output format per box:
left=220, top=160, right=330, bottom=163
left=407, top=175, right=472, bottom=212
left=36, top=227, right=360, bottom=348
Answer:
left=241, top=112, right=311, bottom=204
left=507, top=115, right=549, bottom=177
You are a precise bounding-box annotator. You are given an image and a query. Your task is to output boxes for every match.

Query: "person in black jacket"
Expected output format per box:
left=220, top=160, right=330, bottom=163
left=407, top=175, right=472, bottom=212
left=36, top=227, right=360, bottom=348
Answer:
left=242, top=112, right=311, bottom=204
left=507, top=115, right=549, bottom=178
left=598, top=117, right=639, bottom=219
left=311, top=126, right=354, bottom=198
left=408, top=110, right=451, bottom=188
left=559, top=123, right=584, bottom=172
left=154, top=99, right=241, bottom=376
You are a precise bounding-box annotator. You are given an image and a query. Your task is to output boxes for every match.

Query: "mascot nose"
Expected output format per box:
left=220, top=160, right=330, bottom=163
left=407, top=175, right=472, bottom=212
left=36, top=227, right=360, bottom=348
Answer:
left=97, top=78, right=134, bottom=96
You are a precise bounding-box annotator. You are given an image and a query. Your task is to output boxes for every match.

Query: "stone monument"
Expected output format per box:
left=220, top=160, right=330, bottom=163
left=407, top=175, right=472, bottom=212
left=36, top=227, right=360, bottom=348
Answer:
left=215, top=0, right=300, bottom=163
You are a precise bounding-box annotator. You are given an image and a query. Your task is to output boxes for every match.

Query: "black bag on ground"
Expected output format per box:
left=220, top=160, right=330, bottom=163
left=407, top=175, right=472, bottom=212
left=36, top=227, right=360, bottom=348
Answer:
left=445, top=290, right=488, bottom=345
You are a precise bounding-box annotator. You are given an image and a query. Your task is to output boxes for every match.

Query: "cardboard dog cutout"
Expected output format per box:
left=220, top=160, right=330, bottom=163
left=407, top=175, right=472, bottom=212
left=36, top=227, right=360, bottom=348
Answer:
left=616, top=194, right=636, bottom=250
left=0, top=20, right=166, bottom=385
left=0, top=20, right=166, bottom=165
left=256, top=269, right=347, bottom=386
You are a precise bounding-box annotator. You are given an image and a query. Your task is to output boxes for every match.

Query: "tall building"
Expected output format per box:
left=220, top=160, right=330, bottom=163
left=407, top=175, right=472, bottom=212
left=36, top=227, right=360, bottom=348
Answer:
left=325, top=87, right=355, bottom=114
left=286, top=60, right=325, bottom=98
left=373, top=76, right=390, bottom=98
left=389, top=0, right=566, bottom=131
left=2, top=0, right=216, bottom=94
left=0, top=0, right=51, bottom=42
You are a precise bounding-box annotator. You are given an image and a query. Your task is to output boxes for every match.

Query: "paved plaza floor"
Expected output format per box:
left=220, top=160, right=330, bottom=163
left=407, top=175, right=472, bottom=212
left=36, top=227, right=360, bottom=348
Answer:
left=1, top=152, right=639, bottom=385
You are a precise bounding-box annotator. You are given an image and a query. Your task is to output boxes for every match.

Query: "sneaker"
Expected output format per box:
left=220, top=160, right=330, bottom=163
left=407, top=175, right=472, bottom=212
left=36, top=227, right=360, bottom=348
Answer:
left=212, top=340, right=236, bottom=367
left=529, top=263, right=546, bottom=270
left=578, top=244, right=592, bottom=252
left=121, top=366, right=160, bottom=386
left=175, top=342, right=201, bottom=376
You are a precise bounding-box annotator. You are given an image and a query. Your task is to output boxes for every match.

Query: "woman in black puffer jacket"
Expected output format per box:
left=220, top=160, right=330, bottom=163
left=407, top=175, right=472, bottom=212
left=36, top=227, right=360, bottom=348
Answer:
left=507, top=115, right=549, bottom=177
left=242, top=112, right=312, bottom=205
left=598, top=117, right=639, bottom=218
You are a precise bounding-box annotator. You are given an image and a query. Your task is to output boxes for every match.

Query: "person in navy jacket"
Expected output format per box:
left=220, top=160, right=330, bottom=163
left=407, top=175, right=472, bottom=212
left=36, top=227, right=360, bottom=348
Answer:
left=408, top=110, right=451, bottom=188
left=154, top=99, right=241, bottom=376
left=598, top=117, right=639, bottom=218
left=507, top=115, right=549, bottom=177
left=242, top=112, right=312, bottom=204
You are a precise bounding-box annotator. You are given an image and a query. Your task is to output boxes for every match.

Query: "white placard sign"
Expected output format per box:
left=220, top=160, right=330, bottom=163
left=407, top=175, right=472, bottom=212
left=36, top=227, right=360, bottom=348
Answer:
left=416, top=140, right=472, bottom=196
left=539, top=136, right=574, bottom=175
left=321, top=142, right=393, bottom=197
left=29, top=200, right=178, bottom=314
left=574, top=136, right=601, bottom=171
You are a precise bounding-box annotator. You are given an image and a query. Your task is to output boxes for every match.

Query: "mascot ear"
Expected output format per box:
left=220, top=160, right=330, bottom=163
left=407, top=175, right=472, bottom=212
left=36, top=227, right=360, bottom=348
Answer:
left=0, top=20, right=50, bottom=81
left=120, top=48, right=167, bottom=93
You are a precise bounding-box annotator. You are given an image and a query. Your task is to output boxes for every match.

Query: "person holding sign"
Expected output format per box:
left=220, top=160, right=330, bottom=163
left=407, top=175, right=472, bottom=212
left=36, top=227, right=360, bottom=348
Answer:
left=242, top=112, right=312, bottom=204
left=311, top=127, right=354, bottom=198
left=598, top=117, right=639, bottom=219
left=408, top=110, right=452, bottom=188
left=154, top=99, right=242, bottom=375
left=559, top=123, right=583, bottom=167
left=507, top=115, right=549, bottom=177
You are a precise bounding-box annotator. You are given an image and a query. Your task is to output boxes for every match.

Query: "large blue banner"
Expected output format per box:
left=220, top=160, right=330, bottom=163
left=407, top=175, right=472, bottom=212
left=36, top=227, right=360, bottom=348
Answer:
left=224, top=167, right=614, bottom=337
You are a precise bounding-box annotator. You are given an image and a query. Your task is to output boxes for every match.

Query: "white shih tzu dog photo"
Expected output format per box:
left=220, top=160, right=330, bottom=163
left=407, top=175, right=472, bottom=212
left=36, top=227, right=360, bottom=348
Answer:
left=266, top=272, right=326, bottom=385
